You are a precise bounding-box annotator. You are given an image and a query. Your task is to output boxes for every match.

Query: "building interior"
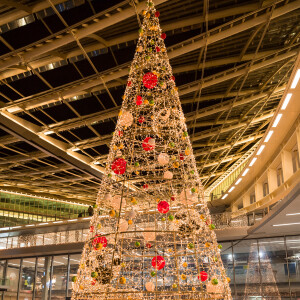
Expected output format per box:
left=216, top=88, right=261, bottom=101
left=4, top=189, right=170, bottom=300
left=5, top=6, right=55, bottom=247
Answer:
left=0, top=0, right=299, bottom=299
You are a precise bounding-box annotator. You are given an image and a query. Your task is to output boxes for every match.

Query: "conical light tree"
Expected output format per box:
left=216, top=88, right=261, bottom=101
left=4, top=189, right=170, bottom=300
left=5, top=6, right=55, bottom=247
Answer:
left=244, top=245, right=281, bottom=299
left=72, top=1, right=232, bottom=299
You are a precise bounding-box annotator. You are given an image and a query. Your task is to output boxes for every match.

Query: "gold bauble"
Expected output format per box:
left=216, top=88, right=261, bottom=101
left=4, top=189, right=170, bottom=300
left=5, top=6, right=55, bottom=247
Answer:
left=173, top=161, right=179, bottom=168
left=119, top=277, right=126, bottom=284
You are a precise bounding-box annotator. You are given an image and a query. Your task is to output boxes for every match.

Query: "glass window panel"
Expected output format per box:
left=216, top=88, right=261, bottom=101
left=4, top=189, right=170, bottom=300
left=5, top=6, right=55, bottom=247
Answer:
left=68, top=254, right=81, bottom=296
left=15, top=198, right=20, bottom=211
left=20, top=257, right=35, bottom=298
left=51, top=255, right=68, bottom=299
left=233, top=239, right=259, bottom=299
left=258, top=237, right=289, bottom=298
left=286, top=235, right=300, bottom=298
left=220, top=242, right=235, bottom=295
left=6, top=259, right=21, bottom=300
left=35, top=257, right=51, bottom=300
left=0, top=238, right=7, bottom=250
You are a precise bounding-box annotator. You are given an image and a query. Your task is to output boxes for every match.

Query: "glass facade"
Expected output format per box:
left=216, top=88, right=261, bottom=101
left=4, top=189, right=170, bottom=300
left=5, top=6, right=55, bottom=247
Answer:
left=0, top=235, right=298, bottom=299
left=0, top=192, right=88, bottom=227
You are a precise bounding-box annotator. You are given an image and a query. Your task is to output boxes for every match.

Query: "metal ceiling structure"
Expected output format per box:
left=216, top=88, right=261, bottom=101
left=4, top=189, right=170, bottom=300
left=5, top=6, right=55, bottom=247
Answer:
left=0, top=0, right=299, bottom=205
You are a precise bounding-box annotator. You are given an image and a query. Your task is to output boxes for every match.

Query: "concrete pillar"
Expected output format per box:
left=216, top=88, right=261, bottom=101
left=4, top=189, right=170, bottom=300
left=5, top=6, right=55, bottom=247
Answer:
left=255, top=182, right=263, bottom=202
left=281, top=150, right=293, bottom=181
left=231, top=203, right=239, bottom=212
left=242, top=192, right=250, bottom=207
left=267, top=168, right=277, bottom=193
left=42, top=256, right=51, bottom=300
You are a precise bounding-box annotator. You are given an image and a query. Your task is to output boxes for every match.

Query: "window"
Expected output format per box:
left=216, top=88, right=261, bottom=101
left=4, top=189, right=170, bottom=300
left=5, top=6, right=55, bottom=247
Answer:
left=51, top=255, right=68, bottom=299
left=6, top=259, right=21, bottom=299
left=250, top=193, right=256, bottom=204
left=35, top=257, right=51, bottom=299
left=276, top=166, right=283, bottom=186
left=20, top=258, right=36, bottom=296
left=68, top=254, right=81, bottom=297
left=263, top=182, right=269, bottom=197
left=292, top=148, right=300, bottom=173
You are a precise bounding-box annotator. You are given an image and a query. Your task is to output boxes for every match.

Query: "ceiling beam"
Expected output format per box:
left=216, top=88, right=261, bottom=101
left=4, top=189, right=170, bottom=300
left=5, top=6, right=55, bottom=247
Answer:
left=167, top=0, right=300, bottom=59
left=0, top=0, right=169, bottom=72
left=0, top=0, right=67, bottom=27
left=0, top=3, right=262, bottom=81
left=0, top=111, right=105, bottom=179
left=190, top=111, right=274, bottom=142
left=193, top=134, right=263, bottom=156
left=3, top=44, right=291, bottom=117
left=43, top=85, right=284, bottom=135
left=0, top=0, right=31, bottom=13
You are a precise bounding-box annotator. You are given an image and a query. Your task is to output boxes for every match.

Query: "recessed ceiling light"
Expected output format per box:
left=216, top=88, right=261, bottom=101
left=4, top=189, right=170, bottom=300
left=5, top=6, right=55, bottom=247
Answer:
left=235, top=178, right=242, bottom=185
left=249, top=157, right=257, bottom=166
left=291, top=69, right=300, bottom=88
left=273, top=222, right=300, bottom=227
left=257, top=145, right=265, bottom=156
left=242, top=168, right=249, bottom=176
left=272, top=114, right=282, bottom=127
left=264, top=130, right=273, bottom=142
left=221, top=194, right=228, bottom=199
left=286, top=212, right=300, bottom=216
left=281, top=93, right=292, bottom=110
left=228, top=186, right=235, bottom=192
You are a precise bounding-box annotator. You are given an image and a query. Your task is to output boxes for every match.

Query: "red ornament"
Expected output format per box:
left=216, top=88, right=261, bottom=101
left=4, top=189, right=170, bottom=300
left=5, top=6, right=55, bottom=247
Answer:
left=90, top=226, right=94, bottom=232
left=142, top=137, right=155, bottom=151
left=171, top=75, right=175, bottom=81
left=111, top=158, right=127, bottom=174
left=179, top=153, right=185, bottom=161
left=152, top=256, right=165, bottom=270
left=155, top=11, right=160, bottom=17
left=138, top=116, right=145, bottom=124
left=156, top=46, right=160, bottom=52
left=198, top=271, right=208, bottom=282
left=143, top=72, right=158, bottom=89
left=157, top=201, right=170, bottom=214
left=118, top=131, right=123, bottom=137
left=161, top=33, right=166, bottom=40
left=146, top=243, right=152, bottom=248
left=205, top=219, right=211, bottom=226
left=136, top=95, right=143, bottom=105
left=127, top=81, right=132, bottom=87
left=92, top=235, right=107, bottom=250
left=91, top=279, right=96, bottom=285
left=170, top=195, right=175, bottom=201
left=143, top=184, right=149, bottom=189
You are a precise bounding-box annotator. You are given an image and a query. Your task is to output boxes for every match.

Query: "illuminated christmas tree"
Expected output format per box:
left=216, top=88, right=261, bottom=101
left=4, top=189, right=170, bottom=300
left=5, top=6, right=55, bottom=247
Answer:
left=72, top=1, right=232, bottom=299
left=244, top=245, right=281, bottom=299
